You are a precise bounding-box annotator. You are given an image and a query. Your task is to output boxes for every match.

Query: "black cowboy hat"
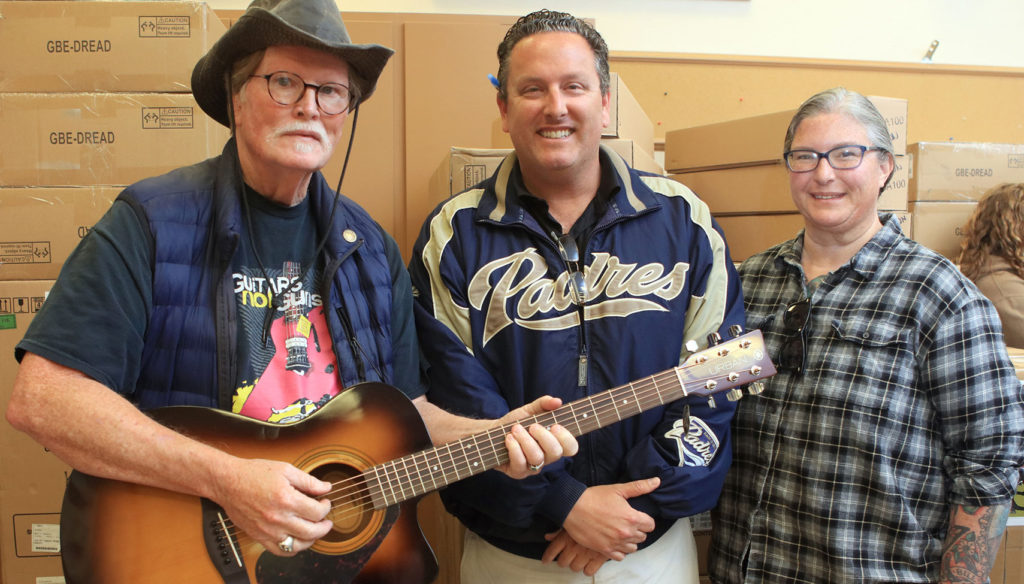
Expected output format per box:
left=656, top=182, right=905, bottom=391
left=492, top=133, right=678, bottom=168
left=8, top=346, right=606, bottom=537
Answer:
left=191, top=0, right=393, bottom=127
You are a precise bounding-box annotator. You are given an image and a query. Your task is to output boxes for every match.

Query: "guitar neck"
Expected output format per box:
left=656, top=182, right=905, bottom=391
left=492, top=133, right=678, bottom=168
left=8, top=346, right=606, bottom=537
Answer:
left=362, top=370, right=678, bottom=509
left=362, top=330, right=773, bottom=509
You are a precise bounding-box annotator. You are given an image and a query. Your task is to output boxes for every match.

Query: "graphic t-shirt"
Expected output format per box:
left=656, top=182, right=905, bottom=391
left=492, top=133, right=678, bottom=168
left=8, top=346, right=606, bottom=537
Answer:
left=230, top=187, right=344, bottom=423
left=15, top=168, right=425, bottom=415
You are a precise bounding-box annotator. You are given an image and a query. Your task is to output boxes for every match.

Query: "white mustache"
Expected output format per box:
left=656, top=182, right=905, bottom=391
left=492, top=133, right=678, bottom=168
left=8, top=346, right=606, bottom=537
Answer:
left=270, top=122, right=328, bottom=145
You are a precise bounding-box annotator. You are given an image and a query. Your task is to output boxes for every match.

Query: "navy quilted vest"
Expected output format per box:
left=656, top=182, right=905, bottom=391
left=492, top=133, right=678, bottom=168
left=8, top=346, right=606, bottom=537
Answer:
left=121, top=140, right=395, bottom=411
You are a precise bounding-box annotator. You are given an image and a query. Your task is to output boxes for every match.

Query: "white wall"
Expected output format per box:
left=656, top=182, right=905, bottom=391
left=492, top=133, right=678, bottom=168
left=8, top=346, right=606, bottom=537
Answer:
left=205, top=0, right=1024, bottom=69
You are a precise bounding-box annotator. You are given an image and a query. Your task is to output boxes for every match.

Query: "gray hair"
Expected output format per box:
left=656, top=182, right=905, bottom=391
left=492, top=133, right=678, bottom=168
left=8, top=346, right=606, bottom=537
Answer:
left=784, top=87, right=895, bottom=191
left=496, top=10, right=610, bottom=100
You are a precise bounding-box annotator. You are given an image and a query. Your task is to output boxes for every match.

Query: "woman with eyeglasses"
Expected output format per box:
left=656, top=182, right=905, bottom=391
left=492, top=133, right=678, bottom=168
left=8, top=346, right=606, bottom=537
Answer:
left=709, top=87, right=1024, bottom=584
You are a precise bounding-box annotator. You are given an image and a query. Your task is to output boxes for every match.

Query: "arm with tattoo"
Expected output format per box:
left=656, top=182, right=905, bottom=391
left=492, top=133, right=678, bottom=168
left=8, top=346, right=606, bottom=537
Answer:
left=939, top=503, right=1010, bottom=583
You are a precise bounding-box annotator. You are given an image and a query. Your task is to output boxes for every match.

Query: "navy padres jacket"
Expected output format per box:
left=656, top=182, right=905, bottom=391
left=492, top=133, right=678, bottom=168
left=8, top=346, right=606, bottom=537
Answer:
left=409, top=145, right=745, bottom=559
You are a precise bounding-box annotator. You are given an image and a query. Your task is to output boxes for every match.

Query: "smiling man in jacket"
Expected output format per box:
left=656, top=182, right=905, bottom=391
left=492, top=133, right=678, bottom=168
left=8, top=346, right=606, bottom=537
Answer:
left=409, top=9, right=745, bottom=582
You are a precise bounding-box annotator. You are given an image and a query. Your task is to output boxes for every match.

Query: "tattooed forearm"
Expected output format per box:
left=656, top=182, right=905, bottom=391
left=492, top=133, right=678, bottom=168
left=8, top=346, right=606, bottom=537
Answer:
left=939, top=502, right=1010, bottom=583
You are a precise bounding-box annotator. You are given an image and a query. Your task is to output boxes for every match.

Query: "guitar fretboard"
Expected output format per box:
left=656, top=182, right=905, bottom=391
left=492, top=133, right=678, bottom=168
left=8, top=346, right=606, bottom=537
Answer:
left=361, top=329, right=772, bottom=510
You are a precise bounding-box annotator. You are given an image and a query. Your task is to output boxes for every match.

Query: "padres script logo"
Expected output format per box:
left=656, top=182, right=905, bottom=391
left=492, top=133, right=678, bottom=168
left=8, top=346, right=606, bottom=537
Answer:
left=469, top=248, right=689, bottom=345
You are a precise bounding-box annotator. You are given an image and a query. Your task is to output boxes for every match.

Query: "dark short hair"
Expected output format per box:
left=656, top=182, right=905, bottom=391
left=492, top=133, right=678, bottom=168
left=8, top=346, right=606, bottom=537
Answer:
left=495, top=9, right=610, bottom=100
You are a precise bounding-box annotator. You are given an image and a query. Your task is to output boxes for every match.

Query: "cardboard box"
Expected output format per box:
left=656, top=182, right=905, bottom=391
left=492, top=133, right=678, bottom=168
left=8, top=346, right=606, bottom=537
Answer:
left=664, top=96, right=908, bottom=173
left=671, top=155, right=908, bottom=216
left=0, top=279, right=69, bottom=584
left=671, top=164, right=792, bottom=215
left=607, top=73, right=655, bottom=156
left=716, top=213, right=803, bottom=261
left=0, top=92, right=229, bottom=187
left=0, top=1, right=226, bottom=93
left=602, top=138, right=665, bottom=176
left=992, top=525, right=1024, bottom=584
left=908, top=142, right=1024, bottom=202
left=908, top=201, right=977, bottom=260
left=883, top=155, right=910, bottom=211
left=1006, top=346, right=1024, bottom=381
left=890, top=210, right=913, bottom=239
left=0, top=187, right=120, bottom=281
left=873, top=95, right=909, bottom=157
left=426, top=146, right=507, bottom=203
left=1006, top=525, right=1023, bottom=584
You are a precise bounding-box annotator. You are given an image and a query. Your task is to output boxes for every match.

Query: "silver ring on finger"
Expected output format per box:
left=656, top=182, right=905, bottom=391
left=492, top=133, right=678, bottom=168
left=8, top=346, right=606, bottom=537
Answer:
left=278, top=535, right=294, bottom=553
left=529, top=463, right=543, bottom=472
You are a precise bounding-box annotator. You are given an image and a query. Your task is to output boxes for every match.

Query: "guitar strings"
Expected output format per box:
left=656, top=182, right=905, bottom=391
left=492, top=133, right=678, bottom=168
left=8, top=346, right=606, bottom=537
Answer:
left=325, top=365, right=740, bottom=524
left=217, top=358, right=753, bottom=546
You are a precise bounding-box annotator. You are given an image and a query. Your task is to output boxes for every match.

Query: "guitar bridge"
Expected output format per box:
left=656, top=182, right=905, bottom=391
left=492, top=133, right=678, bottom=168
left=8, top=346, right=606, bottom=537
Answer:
left=201, top=498, right=249, bottom=583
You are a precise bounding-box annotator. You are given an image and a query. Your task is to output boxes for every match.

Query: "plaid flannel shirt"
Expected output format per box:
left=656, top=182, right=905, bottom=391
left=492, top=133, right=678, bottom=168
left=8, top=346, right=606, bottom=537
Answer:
left=710, top=215, right=1024, bottom=583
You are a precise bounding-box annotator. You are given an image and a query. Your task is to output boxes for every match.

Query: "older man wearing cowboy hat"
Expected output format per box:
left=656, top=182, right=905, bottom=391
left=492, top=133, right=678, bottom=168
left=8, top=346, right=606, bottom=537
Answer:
left=6, top=0, right=576, bottom=577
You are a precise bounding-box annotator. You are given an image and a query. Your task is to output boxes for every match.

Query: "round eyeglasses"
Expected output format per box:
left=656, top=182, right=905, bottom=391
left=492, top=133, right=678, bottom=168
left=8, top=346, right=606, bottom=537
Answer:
left=249, top=71, right=351, bottom=115
left=783, top=145, right=886, bottom=173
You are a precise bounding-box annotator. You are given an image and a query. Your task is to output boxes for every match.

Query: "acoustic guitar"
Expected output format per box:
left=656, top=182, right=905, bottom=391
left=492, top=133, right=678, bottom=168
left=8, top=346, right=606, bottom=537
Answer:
left=59, top=328, right=775, bottom=583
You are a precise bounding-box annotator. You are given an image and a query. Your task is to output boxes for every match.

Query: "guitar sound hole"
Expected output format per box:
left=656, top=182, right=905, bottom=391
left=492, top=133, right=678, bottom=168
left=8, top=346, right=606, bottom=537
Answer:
left=311, top=463, right=373, bottom=543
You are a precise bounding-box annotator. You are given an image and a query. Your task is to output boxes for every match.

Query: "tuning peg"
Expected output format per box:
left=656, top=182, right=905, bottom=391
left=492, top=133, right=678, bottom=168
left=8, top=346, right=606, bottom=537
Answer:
left=685, top=339, right=699, bottom=353
left=707, top=332, right=722, bottom=346
left=747, top=382, right=765, bottom=395
left=707, top=396, right=717, bottom=408
left=726, top=388, right=744, bottom=401
left=729, top=324, right=744, bottom=337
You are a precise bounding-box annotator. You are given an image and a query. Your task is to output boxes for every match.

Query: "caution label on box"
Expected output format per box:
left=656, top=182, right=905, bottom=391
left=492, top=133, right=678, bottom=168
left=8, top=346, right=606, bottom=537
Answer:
left=0, top=241, right=52, bottom=264
left=138, top=16, right=192, bottom=38
left=142, top=107, right=195, bottom=129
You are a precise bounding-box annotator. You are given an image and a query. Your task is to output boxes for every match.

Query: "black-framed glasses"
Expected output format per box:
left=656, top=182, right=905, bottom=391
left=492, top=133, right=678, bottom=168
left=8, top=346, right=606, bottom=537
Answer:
left=249, top=71, right=351, bottom=115
left=779, top=298, right=810, bottom=373
left=553, top=233, right=587, bottom=306
left=783, top=145, right=886, bottom=173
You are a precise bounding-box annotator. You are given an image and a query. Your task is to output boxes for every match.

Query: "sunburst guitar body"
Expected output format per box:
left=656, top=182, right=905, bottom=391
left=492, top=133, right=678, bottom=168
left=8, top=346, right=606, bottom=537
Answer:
left=59, top=329, right=776, bottom=583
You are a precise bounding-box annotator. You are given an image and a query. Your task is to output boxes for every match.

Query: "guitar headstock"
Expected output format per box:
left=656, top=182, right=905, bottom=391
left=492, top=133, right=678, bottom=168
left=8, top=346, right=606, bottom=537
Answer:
left=678, top=328, right=777, bottom=404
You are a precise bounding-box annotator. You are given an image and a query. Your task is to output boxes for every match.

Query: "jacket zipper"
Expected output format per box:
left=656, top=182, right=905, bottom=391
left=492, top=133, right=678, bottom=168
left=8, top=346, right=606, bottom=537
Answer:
left=324, top=240, right=368, bottom=383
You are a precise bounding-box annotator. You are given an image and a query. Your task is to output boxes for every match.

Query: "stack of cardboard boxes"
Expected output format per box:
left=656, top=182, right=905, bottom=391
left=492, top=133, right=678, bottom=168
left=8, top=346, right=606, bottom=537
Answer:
left=663, top=96, right=909, bottom=261
left=432, top=73, right=664, bottom=200
left=908, top=141, right=1024, bottom=261
left=0, top=2, right=226, bottom=582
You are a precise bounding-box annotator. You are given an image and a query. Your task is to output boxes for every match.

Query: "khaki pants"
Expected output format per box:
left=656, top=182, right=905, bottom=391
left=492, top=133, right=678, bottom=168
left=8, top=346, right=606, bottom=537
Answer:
left=460, top=517, right=698, bottom=583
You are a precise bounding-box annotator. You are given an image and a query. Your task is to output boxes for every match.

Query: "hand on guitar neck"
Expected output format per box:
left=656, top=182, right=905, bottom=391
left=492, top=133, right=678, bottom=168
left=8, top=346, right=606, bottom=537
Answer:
left=411, top=393, right=579, bottom=480
left=498, top=395, right=581, bottom=479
